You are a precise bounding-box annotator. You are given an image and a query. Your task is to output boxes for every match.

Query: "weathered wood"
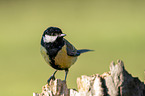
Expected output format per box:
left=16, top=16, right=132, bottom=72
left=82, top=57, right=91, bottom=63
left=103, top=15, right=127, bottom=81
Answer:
left=33, top=60, right=145, bottom=96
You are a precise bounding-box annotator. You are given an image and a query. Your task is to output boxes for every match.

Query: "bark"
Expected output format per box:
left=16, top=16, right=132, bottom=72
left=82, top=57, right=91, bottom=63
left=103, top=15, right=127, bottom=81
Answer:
left=33, top=60, right=145, bottom=96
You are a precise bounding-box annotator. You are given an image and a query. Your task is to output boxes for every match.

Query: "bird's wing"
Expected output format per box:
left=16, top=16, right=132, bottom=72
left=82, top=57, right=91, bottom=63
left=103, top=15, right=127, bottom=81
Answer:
left=64, top=39, right=80, bottom=56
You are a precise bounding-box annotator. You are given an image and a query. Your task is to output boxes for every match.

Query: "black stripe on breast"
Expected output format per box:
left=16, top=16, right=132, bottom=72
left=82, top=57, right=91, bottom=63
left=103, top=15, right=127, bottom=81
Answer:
left=41, top=37, right=65, bottom=70
left=49, top=59, right=64, bottom=70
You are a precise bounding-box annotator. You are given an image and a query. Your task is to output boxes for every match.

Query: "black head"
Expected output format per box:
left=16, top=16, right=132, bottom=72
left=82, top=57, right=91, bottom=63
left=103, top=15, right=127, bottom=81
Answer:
left=42, top=27, right=66, bottom=43
left=43, top=27, right=63, bottom=36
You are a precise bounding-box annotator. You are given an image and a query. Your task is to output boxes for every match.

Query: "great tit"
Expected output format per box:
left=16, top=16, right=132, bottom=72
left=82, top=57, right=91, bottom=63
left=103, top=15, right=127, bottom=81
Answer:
left=40, top=27, right=92, bottom=83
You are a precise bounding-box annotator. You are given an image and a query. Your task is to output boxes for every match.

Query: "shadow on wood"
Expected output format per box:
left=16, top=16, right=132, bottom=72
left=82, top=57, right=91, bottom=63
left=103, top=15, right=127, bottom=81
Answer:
left=33, top=60, right=145, bottom=96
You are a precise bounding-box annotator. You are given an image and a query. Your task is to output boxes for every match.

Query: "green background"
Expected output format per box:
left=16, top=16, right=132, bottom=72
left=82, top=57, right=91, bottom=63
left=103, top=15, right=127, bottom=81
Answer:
left=0, top=0, right=145, bottom=96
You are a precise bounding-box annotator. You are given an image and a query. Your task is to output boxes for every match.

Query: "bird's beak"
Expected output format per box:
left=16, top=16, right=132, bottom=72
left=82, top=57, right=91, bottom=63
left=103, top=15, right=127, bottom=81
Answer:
left=59, top=34, right=66, bottom=37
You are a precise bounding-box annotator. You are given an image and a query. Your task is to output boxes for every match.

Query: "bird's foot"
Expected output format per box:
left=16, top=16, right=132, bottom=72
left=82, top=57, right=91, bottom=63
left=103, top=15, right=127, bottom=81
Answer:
left=47, top=75, right=55, bottom=84
left=62, top=80, right=66, bottom=83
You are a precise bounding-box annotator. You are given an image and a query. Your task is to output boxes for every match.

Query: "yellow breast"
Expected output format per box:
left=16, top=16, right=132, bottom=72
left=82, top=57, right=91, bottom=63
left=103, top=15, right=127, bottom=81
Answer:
left=40, top=45, right=77, bottom=69
left=40, top=46, right=50, bottom=64
left=54, top=45, right=77, bottom=69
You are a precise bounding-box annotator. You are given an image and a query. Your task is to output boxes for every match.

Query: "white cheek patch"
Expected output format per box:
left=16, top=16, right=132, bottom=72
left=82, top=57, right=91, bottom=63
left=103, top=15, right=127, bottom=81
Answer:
left=43, top=35, right=57, bottom=43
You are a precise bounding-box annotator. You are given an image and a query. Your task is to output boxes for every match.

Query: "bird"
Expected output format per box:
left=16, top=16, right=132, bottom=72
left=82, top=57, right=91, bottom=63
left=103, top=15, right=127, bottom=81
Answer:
left=40, top=27, right=92, bottom=84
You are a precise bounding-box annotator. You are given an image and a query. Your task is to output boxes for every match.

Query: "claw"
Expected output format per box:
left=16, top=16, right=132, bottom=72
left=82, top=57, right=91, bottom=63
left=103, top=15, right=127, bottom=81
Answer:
left=47, top=75, right=55, bottom=84
left=47, top=70, right=57, bottom=84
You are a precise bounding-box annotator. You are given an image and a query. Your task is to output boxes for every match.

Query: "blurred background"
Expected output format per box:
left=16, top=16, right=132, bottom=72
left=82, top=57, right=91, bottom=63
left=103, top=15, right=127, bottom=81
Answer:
left=0, top=0, right=145, bottom=96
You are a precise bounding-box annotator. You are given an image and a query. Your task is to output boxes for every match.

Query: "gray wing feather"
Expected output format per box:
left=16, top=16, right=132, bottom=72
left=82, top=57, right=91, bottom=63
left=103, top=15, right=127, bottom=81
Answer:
left=64, top=39, right=79, bottom=56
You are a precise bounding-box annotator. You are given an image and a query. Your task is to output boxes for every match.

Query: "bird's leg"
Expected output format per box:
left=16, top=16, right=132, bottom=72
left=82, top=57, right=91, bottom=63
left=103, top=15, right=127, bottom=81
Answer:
left=64, top=69, right=69, bottom=81
left=47, top=70, right=57, bottom=84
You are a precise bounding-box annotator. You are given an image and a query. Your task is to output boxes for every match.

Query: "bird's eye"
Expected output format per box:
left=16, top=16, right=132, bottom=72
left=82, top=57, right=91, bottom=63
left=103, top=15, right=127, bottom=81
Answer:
left=45, top=30, right=48, bottom=34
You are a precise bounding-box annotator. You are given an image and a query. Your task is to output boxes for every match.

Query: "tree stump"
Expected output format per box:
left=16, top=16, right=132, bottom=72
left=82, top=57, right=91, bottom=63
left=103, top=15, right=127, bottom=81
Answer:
left=33, top=60, right=145, bottom=96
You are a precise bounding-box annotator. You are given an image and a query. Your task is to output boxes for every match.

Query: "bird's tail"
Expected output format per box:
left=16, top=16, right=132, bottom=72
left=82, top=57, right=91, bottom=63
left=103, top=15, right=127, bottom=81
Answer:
left=77, top=49, right=94, bottom=54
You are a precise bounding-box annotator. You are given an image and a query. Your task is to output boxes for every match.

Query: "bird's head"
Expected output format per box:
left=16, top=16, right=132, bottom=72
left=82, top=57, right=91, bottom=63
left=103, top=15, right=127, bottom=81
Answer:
left=42, top=27, right=66, bottom=43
